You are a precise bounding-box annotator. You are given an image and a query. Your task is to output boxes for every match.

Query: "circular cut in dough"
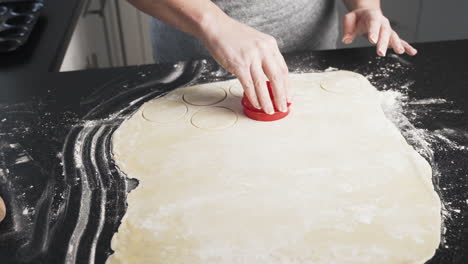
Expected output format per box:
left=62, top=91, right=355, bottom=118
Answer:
left=191, top=106, right=238, bottom=130
left=320, top=71, right=363, bottom=95
left=142, top=100, right=188, bottom=123
left=229, top=81, right=244, bottom=98
left=183, top=85, right=227, bottom=106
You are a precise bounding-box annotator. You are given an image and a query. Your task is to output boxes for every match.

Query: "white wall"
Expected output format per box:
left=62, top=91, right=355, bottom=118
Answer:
left=61, top=0, right=153, bottom=72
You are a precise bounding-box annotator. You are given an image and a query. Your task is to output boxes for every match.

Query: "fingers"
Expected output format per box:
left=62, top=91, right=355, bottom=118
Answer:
left=401, top=40, right=418, bottom=56
left=367, top=18, right=380, bottom=44
left=250, top=36, right=290, bottom=114
left=236, top=69, right=260, bottom=109
left=265, top=49, right=290, bottom=110
left=263, top=59, right=288, bottom=112
left=390, top=31, right=404, bottom=54
left=275, top=52, right=292, bottom=103
left=347, top=9, right=418, bottom=57
left=342, top=12, right=357, bottom=44
left=226, top=32, right=289, bottom=114
left=375, top=24, right=418, bottom=57
left=376, top=21, right=391, bottom=56
left=251, top=62, right=275, bottom=114
left=389, top=31, right=418, bottom=56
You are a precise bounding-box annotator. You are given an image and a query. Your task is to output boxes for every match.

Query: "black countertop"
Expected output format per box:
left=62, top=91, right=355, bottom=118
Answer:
left=0, top=40, right=467, bottom=263
left=0, top=0, right=85, bottom=73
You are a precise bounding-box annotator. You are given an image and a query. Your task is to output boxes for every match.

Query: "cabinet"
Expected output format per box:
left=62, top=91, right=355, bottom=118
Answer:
left=60, top=0, right=153, bottom=72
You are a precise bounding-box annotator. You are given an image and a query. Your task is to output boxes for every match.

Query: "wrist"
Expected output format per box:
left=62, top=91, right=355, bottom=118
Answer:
left=194, top=11, right=231, bottom=42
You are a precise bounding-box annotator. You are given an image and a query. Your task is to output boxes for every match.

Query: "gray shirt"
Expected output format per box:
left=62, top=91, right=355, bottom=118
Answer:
left=151, top=0, right=338, bottom=63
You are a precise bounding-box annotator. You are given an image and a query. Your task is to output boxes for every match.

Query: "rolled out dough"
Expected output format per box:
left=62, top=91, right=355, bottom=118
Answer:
left=109, top=71, right=441, bottom=264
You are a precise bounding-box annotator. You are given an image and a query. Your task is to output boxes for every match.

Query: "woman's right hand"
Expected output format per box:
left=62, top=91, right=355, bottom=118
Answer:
left=127, top=0, right=290, bottom=114
left=201, top=17, right=291, bottom=114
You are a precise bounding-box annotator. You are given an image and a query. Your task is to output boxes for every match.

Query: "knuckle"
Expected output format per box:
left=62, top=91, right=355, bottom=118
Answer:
left=371, top=18, right=380, bottom=24
left=259, top=42, right=272, bottom=52
left=239, top=48, right=255, bottom=60
left=266, top=36, right=277, bottom=45
left=232, top=63, right=249, bottom=73
left=254, top=38, right=266, bottom=48
left=239, top=54, right=255, bottom=66
left=270, top=74, right=282, bottom=83
left=256, top=45, right=268, bottom=55
left=232, top=64, right=250, bottom=76
left=253, top=79, right=265, bottom=89
left=243, top=84, right=255, bottom=93
left=256, top=36, right=277, bottom=51
left=224, top=64, right=237, bottom=74
left=241, top=79, right=254, bottom=91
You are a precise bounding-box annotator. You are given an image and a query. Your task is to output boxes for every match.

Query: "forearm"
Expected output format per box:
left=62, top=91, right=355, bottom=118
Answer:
left=342, top=0, right=380, bottom=10
left=127, top=0, right=230, bottom=40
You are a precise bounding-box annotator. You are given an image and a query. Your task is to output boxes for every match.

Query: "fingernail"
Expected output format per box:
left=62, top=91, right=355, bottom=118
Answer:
left=342, top=35, right=352, bottom=44
left=370, top=35, right=377, bottom=43
left=378, top=49, right=386, bottom=56
left=342, top=37, right=352, bottom=44
left=266, top=107, right=274, bottom=115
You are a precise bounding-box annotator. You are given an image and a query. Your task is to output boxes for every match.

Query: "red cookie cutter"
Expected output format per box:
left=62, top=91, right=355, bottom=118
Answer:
left=242, top=81, right=291, bottom=122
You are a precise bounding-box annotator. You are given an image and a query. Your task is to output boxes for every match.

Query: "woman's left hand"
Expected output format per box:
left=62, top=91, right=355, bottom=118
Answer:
left=342, top=8, right=418, bottom=56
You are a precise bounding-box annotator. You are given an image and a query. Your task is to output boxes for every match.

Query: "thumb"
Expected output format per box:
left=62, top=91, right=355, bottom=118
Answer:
left=342, top=12, right=357, bottom=44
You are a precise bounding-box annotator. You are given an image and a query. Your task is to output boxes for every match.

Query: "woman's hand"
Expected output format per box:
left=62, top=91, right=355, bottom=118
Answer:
left=201, top=17, right=291, bottom=114
left=128, top=0, right=290, bottom=114
left=342, top=8, right=418, bottom=56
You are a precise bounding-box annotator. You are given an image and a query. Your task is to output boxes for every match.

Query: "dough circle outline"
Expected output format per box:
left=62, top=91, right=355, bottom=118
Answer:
left=320, top=72, right=363, bottom=95
left=183, top=85, right=227, bottom=106
left=191, top=106, right=238, bottom=130
left=229, top=82, right=244, bottom=98
left=142, top=100, right=188, bottom=123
